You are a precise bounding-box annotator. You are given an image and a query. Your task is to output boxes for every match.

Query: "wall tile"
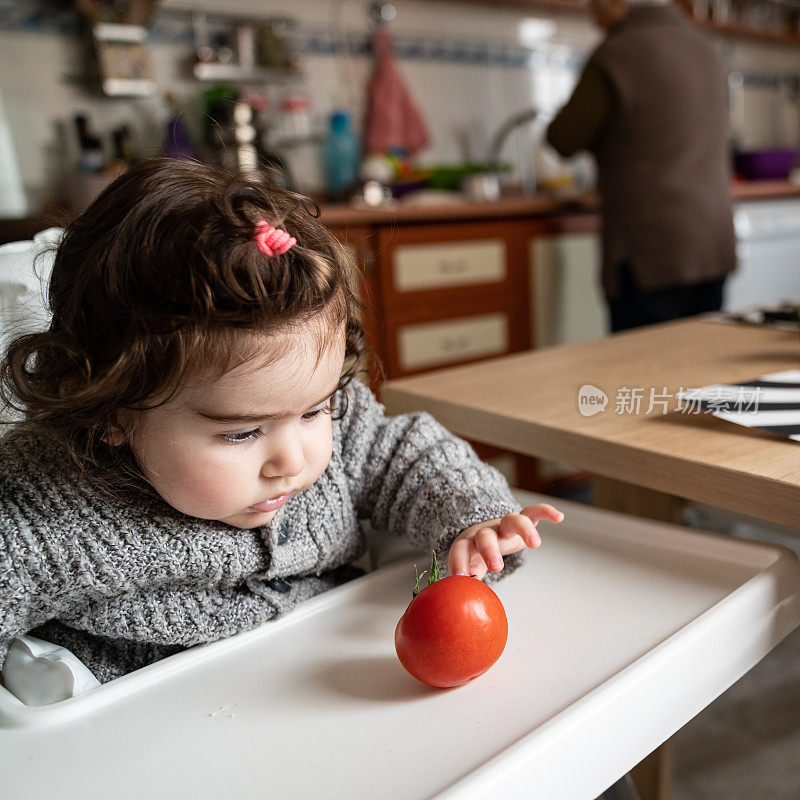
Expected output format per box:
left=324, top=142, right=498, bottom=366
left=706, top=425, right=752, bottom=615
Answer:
left=1, top=0, right=799, bottom=204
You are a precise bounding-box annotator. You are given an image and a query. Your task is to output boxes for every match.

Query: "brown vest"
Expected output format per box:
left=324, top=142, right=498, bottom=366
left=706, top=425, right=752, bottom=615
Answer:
left=589, top=4, right=736, bottom=299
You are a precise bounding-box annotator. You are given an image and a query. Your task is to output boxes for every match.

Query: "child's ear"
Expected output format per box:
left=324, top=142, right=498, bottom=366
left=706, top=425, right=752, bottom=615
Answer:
left=103, top=411, right=133, bottom=447
left=102, top=423, right=126, bottom=447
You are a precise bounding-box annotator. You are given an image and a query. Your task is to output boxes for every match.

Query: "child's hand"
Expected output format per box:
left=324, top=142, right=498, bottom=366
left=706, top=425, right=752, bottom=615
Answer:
left=448, top=503, right=564, bottom=580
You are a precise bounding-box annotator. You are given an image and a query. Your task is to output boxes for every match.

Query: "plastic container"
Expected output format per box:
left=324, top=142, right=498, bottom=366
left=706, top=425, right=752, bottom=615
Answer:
left=323, top=111, right=360, bottom=201
left=733, top=148, right=799, bottom=181
left=281, top=140, right=324, bottom=195
left=276, top=95, right=312, bottom=142
left=270, top=96, right=324, bottom=195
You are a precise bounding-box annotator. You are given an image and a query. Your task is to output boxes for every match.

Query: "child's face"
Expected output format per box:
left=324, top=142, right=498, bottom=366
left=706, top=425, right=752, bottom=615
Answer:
left=128, top=325, right=346, bottom=529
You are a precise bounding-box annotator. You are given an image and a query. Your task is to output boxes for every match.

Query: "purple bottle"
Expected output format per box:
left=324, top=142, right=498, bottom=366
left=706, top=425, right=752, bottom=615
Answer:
left=163, top=115, right=196, bottom=160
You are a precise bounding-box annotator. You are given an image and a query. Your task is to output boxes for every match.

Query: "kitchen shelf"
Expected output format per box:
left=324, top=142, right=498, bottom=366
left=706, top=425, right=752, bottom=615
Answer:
left=692, top=16, right=800, bottom=45
left=101, top=77, right=157, bottom=96
left=676, top=0, right=800, bottom=45
left=440, top=0, right=800, bottom=44
left=192, top=63, right=303, bottom=83
left=440, top=0, right=587, bottom=12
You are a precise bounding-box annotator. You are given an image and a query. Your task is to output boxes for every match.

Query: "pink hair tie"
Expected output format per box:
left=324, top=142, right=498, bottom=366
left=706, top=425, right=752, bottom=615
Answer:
left=253, top=221, right=297, bottom=257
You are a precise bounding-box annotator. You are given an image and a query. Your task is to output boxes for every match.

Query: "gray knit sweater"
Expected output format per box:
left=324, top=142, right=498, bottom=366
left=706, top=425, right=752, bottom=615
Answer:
left=0, top=380, right=522, bottom=683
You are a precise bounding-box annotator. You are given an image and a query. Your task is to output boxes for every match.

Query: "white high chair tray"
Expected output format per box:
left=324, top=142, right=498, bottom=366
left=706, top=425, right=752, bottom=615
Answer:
left=1, top=494, right=799, bottom=800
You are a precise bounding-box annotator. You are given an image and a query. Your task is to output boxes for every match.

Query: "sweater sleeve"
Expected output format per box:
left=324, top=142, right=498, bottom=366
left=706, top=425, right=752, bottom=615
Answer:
left=335, top=380, right=523, bottom=577
left=546, top=62, right=614, bottom=158
left=0, top=431, right=141, bottom=672
left=0, top=528, right=55, bottom=670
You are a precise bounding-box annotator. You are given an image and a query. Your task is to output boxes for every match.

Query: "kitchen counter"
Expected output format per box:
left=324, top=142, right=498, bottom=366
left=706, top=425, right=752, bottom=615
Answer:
left=732, top=179, right=800, bottom=200
left=321, top=180, right=800, bottom=227
left=320, top=193, right=599, bottom=227
left=2, top=181, right=799, bottom=245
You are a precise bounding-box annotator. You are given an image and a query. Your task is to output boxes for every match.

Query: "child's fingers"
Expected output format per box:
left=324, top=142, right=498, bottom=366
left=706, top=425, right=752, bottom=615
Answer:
left=448, top=536, right=473, bottom=576
left=520, top=503, right=564, bottom=525
left=499, top=513, right=541, bottom=549
left=449, top=538, right=489, bottom=580
left=475, top=527, right=504, bottom=573
left=450, top=507, right=555, bottom=579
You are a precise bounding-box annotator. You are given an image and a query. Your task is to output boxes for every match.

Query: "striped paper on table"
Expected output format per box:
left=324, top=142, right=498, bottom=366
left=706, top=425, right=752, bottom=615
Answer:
left=678, top=369, right=800, bottom=442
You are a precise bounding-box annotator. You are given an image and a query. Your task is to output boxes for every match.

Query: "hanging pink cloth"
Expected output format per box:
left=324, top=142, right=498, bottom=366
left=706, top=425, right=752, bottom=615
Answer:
left=364, top=28, right=430, bottom=156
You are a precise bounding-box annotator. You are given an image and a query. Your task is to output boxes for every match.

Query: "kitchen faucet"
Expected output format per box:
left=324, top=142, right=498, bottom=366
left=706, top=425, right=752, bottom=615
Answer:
left=487, top=107, right=539, bottom=196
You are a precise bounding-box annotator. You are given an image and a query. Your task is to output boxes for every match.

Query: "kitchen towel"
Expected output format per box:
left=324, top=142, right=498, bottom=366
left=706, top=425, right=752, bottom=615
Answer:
left=364, top=27, right=430, bottom=156
left=679, top=369, right=800, bottom=441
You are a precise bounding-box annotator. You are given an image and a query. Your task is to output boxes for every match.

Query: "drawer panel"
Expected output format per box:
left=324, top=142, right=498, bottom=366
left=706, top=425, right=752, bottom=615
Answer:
left=393, top=240, right=506, bottom=292
left=397, top=313, right=508, bottom=372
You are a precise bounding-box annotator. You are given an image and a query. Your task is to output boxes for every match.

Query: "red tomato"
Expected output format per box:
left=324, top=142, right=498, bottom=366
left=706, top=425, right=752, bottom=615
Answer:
left=394, top=575, right=508, bottom=688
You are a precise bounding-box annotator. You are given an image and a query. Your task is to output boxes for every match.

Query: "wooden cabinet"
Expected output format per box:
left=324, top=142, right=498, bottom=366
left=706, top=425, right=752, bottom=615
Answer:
left=374, top=220, right=533, bottom=378
left=329, top=218, right=539, bottom=381
left=326, top=224, right=384, bottom=385
left=327, top=212, right=597, bottom=494
left=396, top=313, right=509, bottom=373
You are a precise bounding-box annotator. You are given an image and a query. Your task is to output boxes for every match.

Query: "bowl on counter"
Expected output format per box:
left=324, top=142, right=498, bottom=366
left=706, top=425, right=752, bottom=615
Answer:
left=390, top=179, right=429, bottom=199
left=733, top=148, right=799, bottom=181
left=460, top=172, right=501, bottom=202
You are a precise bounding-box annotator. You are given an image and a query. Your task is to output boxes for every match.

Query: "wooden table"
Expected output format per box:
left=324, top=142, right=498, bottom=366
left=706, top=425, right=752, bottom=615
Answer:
left=381, top=317, right=800, bottom=799
left=382, top=317, right=800, bottom=529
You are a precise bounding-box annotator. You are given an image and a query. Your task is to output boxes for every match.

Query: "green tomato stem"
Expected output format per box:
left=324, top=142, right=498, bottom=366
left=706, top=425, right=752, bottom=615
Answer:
left=410, top=551, right=442, bottom=598
left=412, top=565, right=427, bottom=597
left=428, top=550, right=440, bottom=586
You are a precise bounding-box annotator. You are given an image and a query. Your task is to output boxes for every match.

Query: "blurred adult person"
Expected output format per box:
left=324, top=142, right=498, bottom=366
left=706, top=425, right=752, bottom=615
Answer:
left=546, top=0, right=736, bottom=332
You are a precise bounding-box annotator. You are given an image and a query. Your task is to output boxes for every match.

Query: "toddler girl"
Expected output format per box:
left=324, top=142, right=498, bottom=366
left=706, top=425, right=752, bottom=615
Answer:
left=0, top=158, right=562, bottom=684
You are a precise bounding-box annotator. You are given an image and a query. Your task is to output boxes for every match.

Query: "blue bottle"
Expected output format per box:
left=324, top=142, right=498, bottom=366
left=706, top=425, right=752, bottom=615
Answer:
left=324, top=111, right=360, bottom=201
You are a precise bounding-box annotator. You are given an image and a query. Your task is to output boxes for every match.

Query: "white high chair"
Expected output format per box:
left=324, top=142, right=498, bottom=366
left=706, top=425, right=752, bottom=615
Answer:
left=0, top=228, right=60, bottom=361
left=1, top=490, right=797, bottom=800
left=0, top=229, right=796, bottom=797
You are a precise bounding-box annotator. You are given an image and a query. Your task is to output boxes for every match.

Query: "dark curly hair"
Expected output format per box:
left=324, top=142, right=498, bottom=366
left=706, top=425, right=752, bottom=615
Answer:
left=0, top=157, right=368, bottom=491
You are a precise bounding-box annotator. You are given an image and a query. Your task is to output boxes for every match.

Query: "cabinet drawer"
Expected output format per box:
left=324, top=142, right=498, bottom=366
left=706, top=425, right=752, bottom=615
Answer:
left=397, top=313, right=508, bottom=372
left=393, top=240, right=506, bottom=292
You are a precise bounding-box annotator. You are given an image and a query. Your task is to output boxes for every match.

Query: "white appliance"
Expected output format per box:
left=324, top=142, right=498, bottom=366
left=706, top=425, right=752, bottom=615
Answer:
left=725, top=198, right=800, bottom=311
left=531, top=232, right=609, bottom=348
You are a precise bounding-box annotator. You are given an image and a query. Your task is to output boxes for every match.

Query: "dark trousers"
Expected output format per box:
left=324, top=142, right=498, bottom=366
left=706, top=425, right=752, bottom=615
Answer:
left=609, top=262, right=726, bottom=333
